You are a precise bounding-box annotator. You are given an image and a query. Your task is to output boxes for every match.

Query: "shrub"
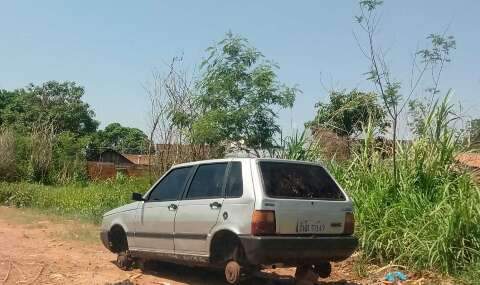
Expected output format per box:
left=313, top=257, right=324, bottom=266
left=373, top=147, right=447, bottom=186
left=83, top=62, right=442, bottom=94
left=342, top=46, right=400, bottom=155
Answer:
left=29, top=124, right=55, bottom=183
left=0, top=128, right=17, bottom=180
left=0, top=183, right=34, bottom=207
left=53, top=131, right=89, bottom=184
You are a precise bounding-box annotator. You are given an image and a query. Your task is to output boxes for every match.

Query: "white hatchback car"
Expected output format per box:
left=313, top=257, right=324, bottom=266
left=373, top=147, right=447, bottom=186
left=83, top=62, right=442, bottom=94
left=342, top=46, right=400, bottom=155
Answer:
left=100, top=158, right=357, bottom=284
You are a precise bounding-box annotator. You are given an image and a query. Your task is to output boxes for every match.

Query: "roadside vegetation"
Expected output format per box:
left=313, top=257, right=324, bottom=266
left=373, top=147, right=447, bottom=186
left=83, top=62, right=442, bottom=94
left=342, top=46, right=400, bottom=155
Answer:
left=333, top=98, right=480, bottom=281
left=271, top=95, right=479, bottom=282
left=1, top=0, right=480, bottom=284
left=0, top=177, right=150, bottom=223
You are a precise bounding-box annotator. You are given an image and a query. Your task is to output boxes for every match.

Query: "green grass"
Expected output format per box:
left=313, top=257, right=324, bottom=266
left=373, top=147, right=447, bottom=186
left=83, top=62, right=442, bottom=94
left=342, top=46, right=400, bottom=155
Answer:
left=0, top=177, right=151, bottom=223
left=326, top=97, right=480, bottom=283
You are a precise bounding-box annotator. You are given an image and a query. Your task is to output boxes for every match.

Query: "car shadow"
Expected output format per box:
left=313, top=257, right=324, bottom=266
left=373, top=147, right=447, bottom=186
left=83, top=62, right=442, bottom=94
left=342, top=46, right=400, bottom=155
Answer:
left=133, top=261, right=361, bottom=285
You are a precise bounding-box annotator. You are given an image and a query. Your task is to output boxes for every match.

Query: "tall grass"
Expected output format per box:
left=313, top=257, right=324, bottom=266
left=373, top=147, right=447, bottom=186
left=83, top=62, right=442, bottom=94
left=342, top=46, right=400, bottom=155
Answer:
left=329, top=96, right=480, bottom=277
left=280, top=96, right=480, bottom=279
left=273, top=129, right=322, bottom=161
left=0, top=178, right=151, bottom=223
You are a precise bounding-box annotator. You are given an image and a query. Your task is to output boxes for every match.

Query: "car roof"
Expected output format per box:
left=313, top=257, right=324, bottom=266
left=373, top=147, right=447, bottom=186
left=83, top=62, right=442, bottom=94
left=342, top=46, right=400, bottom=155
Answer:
left=172, top=157, right=247, bottom=168
left=171, top=157, right=324, bottom=169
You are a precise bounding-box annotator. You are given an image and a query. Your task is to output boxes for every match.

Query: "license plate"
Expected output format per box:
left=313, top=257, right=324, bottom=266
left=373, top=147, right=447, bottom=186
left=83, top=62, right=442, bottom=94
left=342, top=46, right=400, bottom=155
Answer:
left=296, top=219, right=326, bottom=233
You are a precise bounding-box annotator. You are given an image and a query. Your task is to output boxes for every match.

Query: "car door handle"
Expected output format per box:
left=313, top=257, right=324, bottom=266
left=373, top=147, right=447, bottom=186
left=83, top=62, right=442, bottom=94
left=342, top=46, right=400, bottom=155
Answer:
left=168, top=204, right=178, bottom=211
left=209, top=202, right=222, bottom=209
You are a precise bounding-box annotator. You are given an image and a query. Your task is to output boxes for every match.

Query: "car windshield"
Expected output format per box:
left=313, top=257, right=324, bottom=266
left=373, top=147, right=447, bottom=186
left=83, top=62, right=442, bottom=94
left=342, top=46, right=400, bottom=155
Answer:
left=259, top=161, right=345, bottom=200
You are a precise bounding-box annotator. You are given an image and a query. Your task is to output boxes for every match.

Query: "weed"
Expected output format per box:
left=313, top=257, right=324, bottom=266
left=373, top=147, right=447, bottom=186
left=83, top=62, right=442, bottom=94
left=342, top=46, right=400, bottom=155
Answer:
left=352, top=252, right=370, bottom=278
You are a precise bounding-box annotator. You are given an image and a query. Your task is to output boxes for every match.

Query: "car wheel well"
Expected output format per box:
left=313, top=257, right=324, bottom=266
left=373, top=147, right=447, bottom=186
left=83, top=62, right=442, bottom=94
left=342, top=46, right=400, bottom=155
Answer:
left=210, top=230, right=245, bottom=265
left=109, top=225, right=128, bottom=253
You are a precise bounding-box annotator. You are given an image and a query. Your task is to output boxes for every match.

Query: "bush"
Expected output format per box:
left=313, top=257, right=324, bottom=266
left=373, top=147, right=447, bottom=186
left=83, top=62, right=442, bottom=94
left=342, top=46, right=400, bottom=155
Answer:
left=53, top=131, right=89, bottom=184
left=0, top=128, right=17, bottom=180
left=0, top=183, right=34, bottom=207
left=29, top=124, right=55, bottom=183
left=14, top=134, right=32, bottom=180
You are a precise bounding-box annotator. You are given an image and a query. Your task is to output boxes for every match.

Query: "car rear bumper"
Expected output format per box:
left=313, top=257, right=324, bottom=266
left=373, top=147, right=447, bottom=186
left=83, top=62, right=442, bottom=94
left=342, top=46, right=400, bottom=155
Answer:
left=239, top=235, right=358, bottom=266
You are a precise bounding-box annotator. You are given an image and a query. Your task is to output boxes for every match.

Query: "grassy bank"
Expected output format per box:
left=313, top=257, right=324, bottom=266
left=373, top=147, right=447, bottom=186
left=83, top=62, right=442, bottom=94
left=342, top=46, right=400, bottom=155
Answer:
left=0, top=177, right=150, bottom=223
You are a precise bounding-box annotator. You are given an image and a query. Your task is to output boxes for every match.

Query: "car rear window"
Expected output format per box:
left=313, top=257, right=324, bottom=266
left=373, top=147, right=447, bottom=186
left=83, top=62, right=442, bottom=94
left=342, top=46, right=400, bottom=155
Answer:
left=259, top=161, right=345, bottom=200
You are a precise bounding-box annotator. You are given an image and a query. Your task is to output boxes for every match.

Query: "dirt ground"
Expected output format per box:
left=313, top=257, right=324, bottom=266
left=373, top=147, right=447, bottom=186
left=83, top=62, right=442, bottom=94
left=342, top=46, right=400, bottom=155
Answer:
left=0, top=206, right=450, bottom=285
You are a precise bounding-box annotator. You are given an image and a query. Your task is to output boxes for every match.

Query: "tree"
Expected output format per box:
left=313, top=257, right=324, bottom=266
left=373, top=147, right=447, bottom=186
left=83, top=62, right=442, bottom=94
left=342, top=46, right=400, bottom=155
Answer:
left=0, top=81, right=99, bottom=135
left=0, top=90, right=16, bottom=126
left=192, top=32, right=299, bottom=155
left=306, top=89, right=388, bottom=137
left=144, top=56, right=204, bottom=180
left=354, top=0, right=455, bottom=186
left=91, top=123, right=149, bottom=154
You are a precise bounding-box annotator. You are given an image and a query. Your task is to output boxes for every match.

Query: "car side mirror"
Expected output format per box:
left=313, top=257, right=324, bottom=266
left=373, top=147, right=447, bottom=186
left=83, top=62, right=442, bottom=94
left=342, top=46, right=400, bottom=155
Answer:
left=132, top=192, right=145, bottom=201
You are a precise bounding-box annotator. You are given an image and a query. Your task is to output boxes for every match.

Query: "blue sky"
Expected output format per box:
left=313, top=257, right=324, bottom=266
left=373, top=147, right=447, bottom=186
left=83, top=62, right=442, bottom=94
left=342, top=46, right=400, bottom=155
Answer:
left=1, top=1, right=479, bottom=136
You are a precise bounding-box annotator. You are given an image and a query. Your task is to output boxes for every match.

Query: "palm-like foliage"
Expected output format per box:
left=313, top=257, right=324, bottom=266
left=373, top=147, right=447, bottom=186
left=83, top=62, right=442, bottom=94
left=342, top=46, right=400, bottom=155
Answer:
left=271, top=130, right=321, bottom=162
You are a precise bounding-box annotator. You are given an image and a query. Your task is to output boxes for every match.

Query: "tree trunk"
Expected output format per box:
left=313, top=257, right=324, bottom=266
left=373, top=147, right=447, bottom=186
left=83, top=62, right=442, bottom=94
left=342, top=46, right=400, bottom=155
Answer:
left=392, top=117, right=398, bottom=189
left=148, top=129, right=155, bottom=184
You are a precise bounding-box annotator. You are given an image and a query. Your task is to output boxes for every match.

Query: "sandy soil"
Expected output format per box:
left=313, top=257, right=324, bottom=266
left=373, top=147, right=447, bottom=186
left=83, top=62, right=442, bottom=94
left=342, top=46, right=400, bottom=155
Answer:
left=0, top=206, right=449, bottom=285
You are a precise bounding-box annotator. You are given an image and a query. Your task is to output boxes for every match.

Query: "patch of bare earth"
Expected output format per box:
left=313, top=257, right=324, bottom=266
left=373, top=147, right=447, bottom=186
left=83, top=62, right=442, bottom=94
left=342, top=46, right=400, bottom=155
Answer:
left=0, top=207, right=452, bottom=285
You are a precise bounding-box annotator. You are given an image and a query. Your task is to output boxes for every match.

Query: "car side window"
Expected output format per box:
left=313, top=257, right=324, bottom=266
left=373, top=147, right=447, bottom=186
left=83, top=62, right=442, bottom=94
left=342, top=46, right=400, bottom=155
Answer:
left=185, top=163, right=227, bottom=199
left=225, top=162, right=243, bottom=198
left=148, top=167, right=192, bottom=202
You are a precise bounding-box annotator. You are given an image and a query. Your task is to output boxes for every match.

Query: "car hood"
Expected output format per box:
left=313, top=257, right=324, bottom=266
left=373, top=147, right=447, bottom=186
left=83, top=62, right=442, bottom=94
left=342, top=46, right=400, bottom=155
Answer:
left=103, top=202, right=140, bottom=217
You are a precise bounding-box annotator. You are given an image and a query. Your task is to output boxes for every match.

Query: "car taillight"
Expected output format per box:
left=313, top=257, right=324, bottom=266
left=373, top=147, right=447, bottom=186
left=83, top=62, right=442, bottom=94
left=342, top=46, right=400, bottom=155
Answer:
left=344, top=212, right=355, bottom=235
left=251, top=210, right=276, bottom=235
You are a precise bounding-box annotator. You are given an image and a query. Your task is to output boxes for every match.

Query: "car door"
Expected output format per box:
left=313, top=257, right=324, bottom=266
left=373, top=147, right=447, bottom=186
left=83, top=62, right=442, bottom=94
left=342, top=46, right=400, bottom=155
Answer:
left=174, top=163, right=228, bottom=255
left=133, top=166, right=192, bottom=253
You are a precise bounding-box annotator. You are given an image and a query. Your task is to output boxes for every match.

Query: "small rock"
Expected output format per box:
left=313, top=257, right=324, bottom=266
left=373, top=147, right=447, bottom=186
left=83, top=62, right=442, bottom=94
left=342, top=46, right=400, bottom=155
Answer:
left=50, top=273, right=65, bottom=280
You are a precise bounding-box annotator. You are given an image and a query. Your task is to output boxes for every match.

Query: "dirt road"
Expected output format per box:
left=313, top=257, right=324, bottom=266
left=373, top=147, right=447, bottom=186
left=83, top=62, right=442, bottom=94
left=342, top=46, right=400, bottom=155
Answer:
left=0, top=206, right=445, bottom=285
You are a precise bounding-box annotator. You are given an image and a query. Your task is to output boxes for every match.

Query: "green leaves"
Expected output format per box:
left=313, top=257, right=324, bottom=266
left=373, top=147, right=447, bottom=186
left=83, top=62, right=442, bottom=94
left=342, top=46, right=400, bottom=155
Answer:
left=307, top=89, right=388, bottom=137
left=359, top=0, right=383, bottom=11
left=192, top=33, right=299, bottom=152
left=417, top=34, right=456, bottom=64
left=0, top=81, right=99, bottom=135
left=90, top=123, right=149, bottom=155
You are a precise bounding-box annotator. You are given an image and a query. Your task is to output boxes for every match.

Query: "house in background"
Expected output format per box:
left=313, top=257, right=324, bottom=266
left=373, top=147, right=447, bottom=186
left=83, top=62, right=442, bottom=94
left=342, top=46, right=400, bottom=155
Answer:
left=456, top=153, right=480, bottom=180
left=122, top=154, right=151, bottom=166
left=87, top=149, right=151, bottom=180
